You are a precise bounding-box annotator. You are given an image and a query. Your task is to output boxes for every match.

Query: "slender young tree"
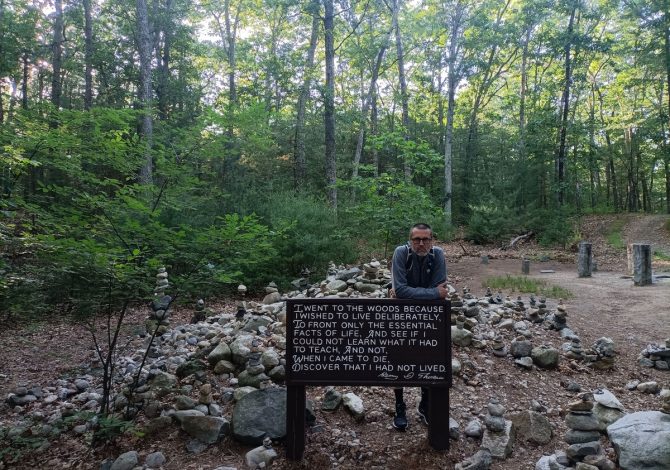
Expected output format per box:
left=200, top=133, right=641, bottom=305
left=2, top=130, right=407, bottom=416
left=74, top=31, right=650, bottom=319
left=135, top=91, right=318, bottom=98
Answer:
left=137, top=0, right=154, bottom=185
left=294, top=0, right=320, bottom=189
left=51, top=0, right=64, bottom=109
left=555, top=0, right=578, bottom=206
left=324, top=0, right=337, bottom=209
left=83, top=0, right=93, bottom=110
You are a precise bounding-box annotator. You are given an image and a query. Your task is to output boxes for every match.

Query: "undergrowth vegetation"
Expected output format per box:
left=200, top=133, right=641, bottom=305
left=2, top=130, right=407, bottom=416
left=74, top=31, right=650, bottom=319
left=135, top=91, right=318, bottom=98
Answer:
left=483, top=275, right=573, bottom=299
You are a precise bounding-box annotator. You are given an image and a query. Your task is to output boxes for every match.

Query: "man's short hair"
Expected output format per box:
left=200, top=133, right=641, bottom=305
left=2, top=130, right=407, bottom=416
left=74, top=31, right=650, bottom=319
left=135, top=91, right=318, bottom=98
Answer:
left=409, top=223, right=432, bottom=238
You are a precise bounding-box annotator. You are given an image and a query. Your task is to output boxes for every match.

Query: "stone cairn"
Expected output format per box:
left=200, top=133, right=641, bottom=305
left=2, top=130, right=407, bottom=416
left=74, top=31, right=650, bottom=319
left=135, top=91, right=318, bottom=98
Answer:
left=638, top=339, right=670, bottom=371
left=147, top=267, right=172, bottom=335
left=547, top=299, right=567, bottom=331
left=191, top=299, right=206, bottom=323
left=481, top=397, right=515, bottom=459
left=491, top=336, right=507, bottom=357
left=245, top=436, right=278, bottom=469
left=583, top=337, right=616, bottom=369
left=564, top=392, right=601, bottom=465
left=565, top=337, right=584, bottom=361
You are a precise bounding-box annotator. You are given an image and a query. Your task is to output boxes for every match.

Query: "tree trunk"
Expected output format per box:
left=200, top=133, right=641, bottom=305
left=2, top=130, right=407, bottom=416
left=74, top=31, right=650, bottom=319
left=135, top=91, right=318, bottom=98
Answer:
left=555, top=1, right=577, bottom=206
left=137, top=0, right=154, bottom=185
left=352, top=27, right=393, bottom=179
left=294, top=0, right=319, bottom=189
left=51, top=0, right=64, bottom=109
left=371, top=90, right=379, bottom=177
left=444, top=1, right=466, bottom=226
left=518, top=25, right=530, bottom=193
left=391, top=0, right=410, bottom=180
left=83, top=0, right=93, bottom=110
left=324, top=0, right=337, bottom=209
left=156, top=0, right=173, bottom=120
left=665, top=4, right=670, bottom=213
left=0, top=0, right=4, bottom=123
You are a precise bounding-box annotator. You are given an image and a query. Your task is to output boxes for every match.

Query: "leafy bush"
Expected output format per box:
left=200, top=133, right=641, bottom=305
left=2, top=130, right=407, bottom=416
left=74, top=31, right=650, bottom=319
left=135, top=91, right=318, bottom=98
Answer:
left=341, top=173, right=445, bottom=255
left=465, top=203, right=517, bottom=244
left=525, top=208, right=578, bottom=248
left=254, top=191, right=358, bottom=281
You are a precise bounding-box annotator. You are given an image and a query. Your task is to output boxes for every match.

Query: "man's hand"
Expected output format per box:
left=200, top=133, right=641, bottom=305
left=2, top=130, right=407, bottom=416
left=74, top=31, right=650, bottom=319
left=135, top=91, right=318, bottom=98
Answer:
left=437, top=283, right=449, bottom=299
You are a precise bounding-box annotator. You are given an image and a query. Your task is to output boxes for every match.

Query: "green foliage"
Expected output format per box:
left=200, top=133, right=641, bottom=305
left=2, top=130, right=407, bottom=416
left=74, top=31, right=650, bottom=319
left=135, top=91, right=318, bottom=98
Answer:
left=653, top=250, right=670, bottom=261
left=93, top=414, right=138, bottom=443
left=527, top=209, right=579, bottom=248
left=340, top=172, right=445, bottom=254
left=605, top=218, right=627, bottom=250
left=483, top=275, right=573, bottom=299
left=464, top=202, right=517, bottom=244
left=254, top=191, right=358, bottom=281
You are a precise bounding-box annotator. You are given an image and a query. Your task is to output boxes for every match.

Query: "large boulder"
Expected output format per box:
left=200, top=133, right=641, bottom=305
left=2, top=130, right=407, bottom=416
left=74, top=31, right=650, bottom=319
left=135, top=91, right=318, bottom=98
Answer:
left=531, top=346, right=559, bottom=369
left=607, top=411, right=670, bottom=470
left=231, top=388, right=286, bottom=445
left=510, top=410, right=552, bottom=445
left=207, top=342, right=232, bottom=366
left=180, top=415, right=229, bottom=444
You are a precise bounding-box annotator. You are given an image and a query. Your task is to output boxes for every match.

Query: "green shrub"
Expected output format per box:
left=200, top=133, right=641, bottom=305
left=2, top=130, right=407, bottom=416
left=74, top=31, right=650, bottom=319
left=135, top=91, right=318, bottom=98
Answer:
left=254, top=191, right=359, bottom=282
left=465, top=203, right=516, bottom=244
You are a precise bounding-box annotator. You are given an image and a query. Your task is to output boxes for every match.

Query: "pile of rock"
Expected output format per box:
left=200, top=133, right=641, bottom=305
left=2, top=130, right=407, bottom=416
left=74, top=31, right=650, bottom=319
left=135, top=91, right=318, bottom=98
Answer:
left=147, top=267, right=172, bottom=335
left=481, top=398, right=515, bottom=459
left=638, top=339, right=670, bottom=371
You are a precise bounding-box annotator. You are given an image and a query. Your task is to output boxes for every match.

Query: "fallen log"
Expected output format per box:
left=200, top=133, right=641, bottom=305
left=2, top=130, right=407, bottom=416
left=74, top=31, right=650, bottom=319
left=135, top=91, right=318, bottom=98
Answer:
left=503, top=231, right=534, bottom=250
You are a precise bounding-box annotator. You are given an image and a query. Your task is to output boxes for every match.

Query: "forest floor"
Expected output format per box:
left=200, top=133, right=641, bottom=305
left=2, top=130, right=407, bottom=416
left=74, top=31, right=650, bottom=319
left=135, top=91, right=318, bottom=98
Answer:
left=1, top=214, right=670, bottom=470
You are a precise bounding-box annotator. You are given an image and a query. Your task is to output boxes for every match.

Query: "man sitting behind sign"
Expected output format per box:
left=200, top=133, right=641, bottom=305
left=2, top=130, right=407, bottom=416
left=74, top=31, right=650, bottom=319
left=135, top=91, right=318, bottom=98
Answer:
left=389, top=222, right=448, bottom=430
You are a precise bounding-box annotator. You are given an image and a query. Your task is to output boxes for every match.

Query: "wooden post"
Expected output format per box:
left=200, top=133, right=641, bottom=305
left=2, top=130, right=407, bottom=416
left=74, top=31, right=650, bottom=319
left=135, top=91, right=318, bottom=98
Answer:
left=481, top=255, right=489, bottom=265
left=521, top=259, right=530, bottom=275
left=632, top=243, right=652, bottom=286
left=286, top=385, right=306, bottom=460
left=578, top=242, right=592, bottom=278
left=428, top=386, right=450, bottom=450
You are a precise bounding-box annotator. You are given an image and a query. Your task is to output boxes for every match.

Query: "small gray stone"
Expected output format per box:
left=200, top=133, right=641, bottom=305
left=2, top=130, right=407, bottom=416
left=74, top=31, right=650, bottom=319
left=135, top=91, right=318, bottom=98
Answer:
left=322, top=388, right=342, bottom=411
left=637, top=381, right=660, bottom=394
left=455, top=449, right=492, bottom=470
left=110, top=451, right=139, bottom=470
left=565, top=412, right=600, bottom=432
left=464, top=418, right=483, bottom=438
left=342, top=392, right=365, bottom=421
left=566, top=441, right=601, bottom=460
left=144, top=451, right=166, bottom=468
left=564, top=429, right=601, bottom=444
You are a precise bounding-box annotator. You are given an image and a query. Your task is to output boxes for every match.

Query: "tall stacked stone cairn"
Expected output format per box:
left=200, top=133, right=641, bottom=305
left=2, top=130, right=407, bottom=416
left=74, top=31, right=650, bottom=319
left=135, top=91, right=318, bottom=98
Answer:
left=481, top=397, right=515, bottom=459
left=638, top=338, right=670, bottom=371
left=148, top=267, right=172, bottom=335
left=564, top=392, right=603, bottom=465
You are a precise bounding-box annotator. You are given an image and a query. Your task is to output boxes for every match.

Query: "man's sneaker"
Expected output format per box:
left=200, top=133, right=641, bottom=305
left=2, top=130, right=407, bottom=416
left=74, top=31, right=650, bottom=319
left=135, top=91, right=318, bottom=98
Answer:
left=418, top=400, right=429, bottom=425
left=393, top=402, right=408, bottom=430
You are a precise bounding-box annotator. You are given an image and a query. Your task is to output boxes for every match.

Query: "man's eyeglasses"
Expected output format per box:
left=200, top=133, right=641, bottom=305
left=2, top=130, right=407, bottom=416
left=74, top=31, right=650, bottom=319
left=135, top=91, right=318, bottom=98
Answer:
left=411, top=237, right=432, bottom=244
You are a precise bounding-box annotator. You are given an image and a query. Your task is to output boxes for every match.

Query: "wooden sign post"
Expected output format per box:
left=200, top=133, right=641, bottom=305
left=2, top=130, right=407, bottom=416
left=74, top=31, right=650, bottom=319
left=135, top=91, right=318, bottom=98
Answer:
left=285, top=298, right=452, bottom=460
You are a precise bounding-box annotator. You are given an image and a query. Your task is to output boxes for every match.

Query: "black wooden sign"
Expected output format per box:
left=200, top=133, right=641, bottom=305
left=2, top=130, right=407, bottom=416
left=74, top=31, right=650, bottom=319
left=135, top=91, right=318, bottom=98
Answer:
left=285, top=298, right=452, bottom=459
left=286, top=298, right=451, bottom=386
